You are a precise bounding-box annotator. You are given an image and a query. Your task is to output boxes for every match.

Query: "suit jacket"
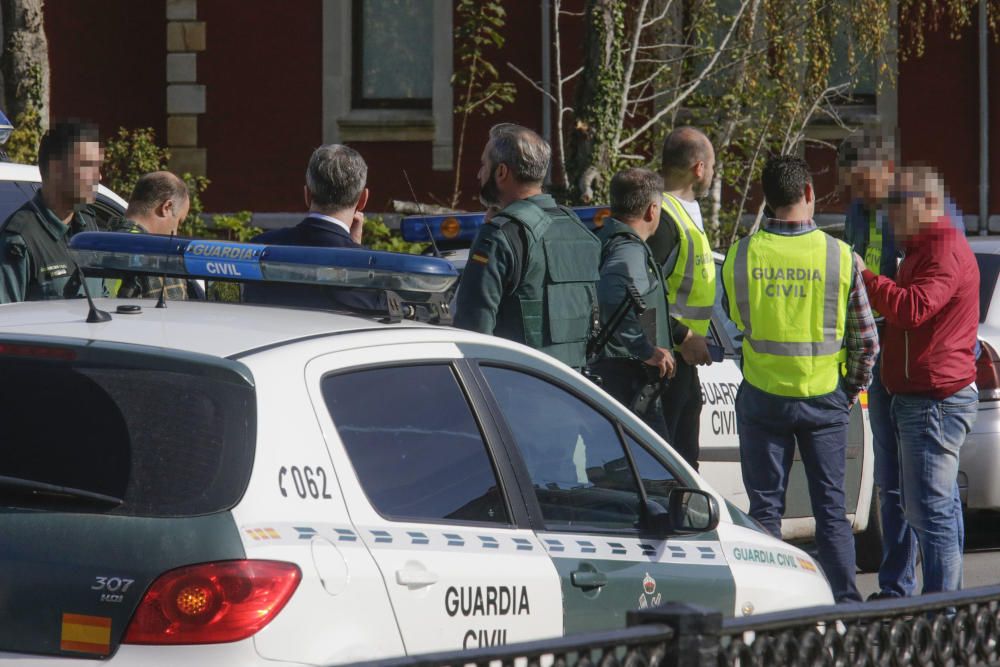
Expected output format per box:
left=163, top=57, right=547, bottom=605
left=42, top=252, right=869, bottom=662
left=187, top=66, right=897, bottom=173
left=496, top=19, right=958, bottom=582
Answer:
left=242, top=215, right=386, bottom=313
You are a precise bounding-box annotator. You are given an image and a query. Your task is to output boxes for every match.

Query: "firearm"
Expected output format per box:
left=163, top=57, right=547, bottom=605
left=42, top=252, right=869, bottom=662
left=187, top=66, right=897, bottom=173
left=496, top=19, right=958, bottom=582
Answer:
left=586, top=284, right=669, bottom=415
left=586, top=284, right=647, bottom=364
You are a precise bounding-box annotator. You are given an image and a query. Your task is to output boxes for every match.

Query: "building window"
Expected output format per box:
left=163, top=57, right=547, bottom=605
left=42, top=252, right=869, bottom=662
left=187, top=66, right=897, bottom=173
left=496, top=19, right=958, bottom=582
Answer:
left=323, top=0, right=453, bottom=167
left=352, top=0, right=433, bottom=109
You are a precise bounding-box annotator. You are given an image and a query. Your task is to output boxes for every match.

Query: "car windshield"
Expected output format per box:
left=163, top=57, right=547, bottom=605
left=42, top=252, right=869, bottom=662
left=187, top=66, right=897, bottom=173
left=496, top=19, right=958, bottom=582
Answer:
left=0, top=345, right=256, bottom=517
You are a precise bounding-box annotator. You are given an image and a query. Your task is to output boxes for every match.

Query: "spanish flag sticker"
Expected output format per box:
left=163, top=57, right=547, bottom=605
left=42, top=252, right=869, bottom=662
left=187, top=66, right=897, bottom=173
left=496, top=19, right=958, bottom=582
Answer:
left=471, top=252, right=489, bottom=266
left=60, top=613, right=111, bottom=655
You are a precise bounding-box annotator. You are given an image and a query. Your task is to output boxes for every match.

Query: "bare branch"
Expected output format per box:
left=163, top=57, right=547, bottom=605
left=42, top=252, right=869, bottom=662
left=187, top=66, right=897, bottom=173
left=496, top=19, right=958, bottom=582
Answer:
left=560, top=66, right=584, bottom=85
left=506, top=62, right=556, bottom=103
left=553, top=0, right=569, bottom=189
left=641, top=0, right=676, bottom=29
left=618, top=0, right=752, bottom=150
left=615, top=0, right=651, bottom=149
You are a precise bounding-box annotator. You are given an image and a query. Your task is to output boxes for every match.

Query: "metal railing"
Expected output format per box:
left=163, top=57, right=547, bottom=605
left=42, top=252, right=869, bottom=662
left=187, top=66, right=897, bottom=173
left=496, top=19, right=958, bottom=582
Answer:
left=348, top=584, right=1000, bottom=667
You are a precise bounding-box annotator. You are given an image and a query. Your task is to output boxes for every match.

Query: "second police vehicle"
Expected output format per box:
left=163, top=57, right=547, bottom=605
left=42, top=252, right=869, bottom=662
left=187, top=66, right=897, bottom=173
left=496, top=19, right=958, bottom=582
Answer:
left=0, top=225, right=834, bottom=665
left=403, top=207, right=883, bottom=571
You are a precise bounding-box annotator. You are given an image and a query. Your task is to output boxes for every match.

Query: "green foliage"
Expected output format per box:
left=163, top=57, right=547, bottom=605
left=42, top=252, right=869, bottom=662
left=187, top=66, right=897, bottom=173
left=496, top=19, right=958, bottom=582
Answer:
left=450, top=0, right=516, bottom=207
left=363, top=215, right=427, bottom=254
left=452, top=0, right=517, bottom=116
left=5, top=65, right=44, bottom=164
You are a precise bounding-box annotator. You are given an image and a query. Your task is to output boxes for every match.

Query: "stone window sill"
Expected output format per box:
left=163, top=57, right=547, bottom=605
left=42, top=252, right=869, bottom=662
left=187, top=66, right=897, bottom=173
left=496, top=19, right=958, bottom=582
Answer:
left=338, top=110, right=434, bottom=142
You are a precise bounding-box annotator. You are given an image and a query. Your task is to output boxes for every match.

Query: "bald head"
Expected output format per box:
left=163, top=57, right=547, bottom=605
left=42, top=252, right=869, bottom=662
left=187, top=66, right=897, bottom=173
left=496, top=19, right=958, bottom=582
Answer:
left=660, top=126, right=714, bottom=196
left=126, top=171, right=190, bottom=235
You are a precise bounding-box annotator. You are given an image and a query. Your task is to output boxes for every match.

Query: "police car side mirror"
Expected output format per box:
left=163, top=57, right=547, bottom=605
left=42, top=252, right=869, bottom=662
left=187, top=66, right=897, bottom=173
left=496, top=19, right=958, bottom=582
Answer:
left=647, top=487, right=720, bottom=536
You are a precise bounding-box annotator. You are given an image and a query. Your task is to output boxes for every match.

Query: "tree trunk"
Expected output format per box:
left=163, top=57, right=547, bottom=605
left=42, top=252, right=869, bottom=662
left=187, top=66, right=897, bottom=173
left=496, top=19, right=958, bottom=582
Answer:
left=566, top=0, right=624, bottom=204
left=0, top=0, right=49, bottom=125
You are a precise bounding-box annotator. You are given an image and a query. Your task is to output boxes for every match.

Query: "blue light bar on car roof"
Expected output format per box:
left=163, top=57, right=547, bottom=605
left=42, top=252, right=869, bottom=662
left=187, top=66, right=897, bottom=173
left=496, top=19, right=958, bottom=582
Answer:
left=401, top=205, right=613, bottom=243
left=69, top=232, right=459, bottom=294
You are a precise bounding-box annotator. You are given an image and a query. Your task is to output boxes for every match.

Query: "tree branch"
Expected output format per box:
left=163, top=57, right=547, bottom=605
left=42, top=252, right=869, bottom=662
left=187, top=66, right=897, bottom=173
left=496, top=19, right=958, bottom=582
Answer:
left=506, top=62, right=556, bottom=103
left=618, top=0, right=752, bottom=149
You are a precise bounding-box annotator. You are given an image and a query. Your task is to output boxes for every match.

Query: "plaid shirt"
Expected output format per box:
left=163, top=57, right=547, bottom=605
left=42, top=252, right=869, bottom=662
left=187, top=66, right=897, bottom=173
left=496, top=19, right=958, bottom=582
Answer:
left=108, top=217, right=190, bottom=300
left=761, top=218, right=879, bottom=399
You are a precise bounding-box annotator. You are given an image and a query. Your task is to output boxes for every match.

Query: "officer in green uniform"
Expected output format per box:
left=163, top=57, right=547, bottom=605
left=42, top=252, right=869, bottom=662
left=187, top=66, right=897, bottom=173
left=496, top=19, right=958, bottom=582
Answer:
left=107, top=171, right=196, bottom=300
left=0, top=121, right=104, bottom=302
left=591, top=168, right=676, bottom=438
left=454, top=123, right=600, bottom=369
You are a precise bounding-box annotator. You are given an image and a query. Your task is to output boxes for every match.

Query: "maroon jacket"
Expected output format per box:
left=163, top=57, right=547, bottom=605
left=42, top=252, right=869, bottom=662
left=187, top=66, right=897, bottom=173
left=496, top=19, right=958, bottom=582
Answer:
left=862, top=216, right=979, bottom=399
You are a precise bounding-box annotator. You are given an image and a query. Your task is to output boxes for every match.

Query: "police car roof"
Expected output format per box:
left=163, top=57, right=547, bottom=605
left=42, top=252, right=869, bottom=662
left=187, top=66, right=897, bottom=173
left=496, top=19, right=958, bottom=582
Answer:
left=0, top=298, right=433, bottom=358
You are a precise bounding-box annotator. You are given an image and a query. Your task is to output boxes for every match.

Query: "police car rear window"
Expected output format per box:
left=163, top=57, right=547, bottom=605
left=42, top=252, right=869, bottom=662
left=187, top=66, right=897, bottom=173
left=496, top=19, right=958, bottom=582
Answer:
left=0, top=352, right=256, bottom=517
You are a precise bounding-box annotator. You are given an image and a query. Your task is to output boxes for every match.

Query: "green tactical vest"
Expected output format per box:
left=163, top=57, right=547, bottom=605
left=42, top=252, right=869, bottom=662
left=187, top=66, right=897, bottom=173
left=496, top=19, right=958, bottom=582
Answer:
left=722, top=229, right=852, bottom=398
left=660, top=193, right=716, bottom=339
left=493, top=199, right=600, bottom=368
left=596, top=219, right=671, bottom=360
left=1, top=199, right=102, bottom=301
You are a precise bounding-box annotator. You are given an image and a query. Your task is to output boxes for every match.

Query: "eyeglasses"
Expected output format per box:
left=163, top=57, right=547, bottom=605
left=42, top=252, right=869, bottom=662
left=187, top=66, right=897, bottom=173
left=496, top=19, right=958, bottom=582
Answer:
left=887, top=190, right=924, bottom=206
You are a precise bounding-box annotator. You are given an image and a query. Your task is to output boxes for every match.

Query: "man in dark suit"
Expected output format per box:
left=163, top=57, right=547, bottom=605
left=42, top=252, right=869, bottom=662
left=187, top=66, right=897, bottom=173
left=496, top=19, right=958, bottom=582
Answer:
left=243, top=144, right=384, bottom=312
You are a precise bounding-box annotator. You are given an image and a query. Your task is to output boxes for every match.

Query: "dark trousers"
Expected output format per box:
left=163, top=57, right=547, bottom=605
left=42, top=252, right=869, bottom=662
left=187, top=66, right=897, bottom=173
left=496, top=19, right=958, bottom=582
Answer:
left=660, top=358, right=702, bottom=470
left=590, top=358, right=670, bottom=442
left=736, top=381, right=862, bottom=603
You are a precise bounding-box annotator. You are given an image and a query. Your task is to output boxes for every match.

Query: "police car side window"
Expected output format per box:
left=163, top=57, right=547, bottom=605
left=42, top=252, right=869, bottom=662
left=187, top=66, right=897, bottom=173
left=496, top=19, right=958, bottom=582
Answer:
left=322, top=364, right=509, bottom=525
left=624, top=433, right=680, bottom=512
left=479, top=366, right=643, bottom=532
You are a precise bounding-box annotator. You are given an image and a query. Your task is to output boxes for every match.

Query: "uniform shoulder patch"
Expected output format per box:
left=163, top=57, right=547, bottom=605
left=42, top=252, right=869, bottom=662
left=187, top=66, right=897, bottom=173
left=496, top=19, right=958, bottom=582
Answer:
left=471, top=251, right=490, bottom=266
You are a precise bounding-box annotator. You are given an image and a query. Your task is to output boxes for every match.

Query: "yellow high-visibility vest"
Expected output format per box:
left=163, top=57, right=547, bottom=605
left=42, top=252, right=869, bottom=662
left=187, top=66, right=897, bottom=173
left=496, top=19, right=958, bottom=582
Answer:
left=722, top=229, right=852, bottom=398
left=661, top=193, right=716, bottom=339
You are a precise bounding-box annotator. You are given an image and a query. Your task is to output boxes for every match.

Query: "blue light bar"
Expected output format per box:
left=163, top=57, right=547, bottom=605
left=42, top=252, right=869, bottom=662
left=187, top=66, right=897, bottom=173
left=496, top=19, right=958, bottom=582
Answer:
left=70, top=232, right=459, bottom=294
left=0, top=109, right=13, bottom=145
left=401, top=205, right=613, bottom=243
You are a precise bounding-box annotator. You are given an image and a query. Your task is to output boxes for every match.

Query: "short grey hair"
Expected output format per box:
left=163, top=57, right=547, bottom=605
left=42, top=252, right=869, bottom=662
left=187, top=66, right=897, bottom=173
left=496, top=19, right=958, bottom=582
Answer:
left=610, top=168, right=663, bottom=220
left=305, top=144, right=368, bottom=210
left=487, top=123, right=550, bottom=183
left=127, top=171, right=189, bottom=218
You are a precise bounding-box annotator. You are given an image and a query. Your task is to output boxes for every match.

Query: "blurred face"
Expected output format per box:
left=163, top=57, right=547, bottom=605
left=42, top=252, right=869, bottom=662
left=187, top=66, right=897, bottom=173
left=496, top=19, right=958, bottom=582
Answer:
left=887, top=176, right=929, bottom=241
left=851, top=160, right=893, bottom=205
left=45, top=140, right=102, bottom=206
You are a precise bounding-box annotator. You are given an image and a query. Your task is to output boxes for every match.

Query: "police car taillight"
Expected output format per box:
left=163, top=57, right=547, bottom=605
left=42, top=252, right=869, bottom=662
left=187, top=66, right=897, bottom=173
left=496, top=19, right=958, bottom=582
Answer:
left=976, top=340, right=1000, bottom=401
left=122, top=560, right=300, bottom=645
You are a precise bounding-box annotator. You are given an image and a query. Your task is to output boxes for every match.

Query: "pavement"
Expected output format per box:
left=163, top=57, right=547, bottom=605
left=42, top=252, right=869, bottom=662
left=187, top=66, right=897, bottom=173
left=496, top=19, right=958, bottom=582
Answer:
left=855, top=510, right=1000, bottom=598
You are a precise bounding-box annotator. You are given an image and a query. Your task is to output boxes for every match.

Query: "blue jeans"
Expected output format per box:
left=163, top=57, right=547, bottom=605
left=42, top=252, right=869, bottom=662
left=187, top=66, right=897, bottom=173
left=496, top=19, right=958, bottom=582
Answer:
left=736, top=382, right=862, bottom=603
left=892, top=385, right=977, bottom=594
left=869, top=357, right=919, bottom=597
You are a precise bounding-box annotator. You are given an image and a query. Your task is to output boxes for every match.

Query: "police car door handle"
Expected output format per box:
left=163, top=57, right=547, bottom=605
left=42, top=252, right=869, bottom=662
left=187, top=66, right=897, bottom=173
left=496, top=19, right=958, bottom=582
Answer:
left=395, top=565, right=439, bottom=589
left=570, top=569, right=608, bottom=589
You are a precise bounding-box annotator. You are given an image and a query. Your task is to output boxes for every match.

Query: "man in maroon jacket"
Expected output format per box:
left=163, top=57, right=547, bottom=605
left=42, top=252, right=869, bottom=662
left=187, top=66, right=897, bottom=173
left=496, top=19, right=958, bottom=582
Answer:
left=856, top=166, right=979, bottom=593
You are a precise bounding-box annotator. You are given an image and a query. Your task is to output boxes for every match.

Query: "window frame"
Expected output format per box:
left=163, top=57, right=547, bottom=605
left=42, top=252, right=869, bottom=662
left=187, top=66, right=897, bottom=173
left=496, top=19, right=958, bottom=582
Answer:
left=350, top=0, right=433, bottom=110
left=471, top=360, right=693, bottom=538
left=319, top=359, right=522, bottom=529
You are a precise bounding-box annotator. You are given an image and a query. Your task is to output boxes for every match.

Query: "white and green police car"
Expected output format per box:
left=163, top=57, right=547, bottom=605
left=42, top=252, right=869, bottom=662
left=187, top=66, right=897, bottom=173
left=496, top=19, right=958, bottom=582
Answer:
left=0, top=233, right=832, bottom=665
left=405, top=210, right=880, bottom=571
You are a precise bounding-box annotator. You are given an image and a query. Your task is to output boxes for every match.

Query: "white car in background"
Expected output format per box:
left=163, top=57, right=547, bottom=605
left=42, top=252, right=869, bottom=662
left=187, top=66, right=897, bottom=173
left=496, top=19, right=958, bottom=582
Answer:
left=0, top=161, right=127, bottom=227
left=961, top=237, right=1000, bottom=511
left=405, top=213, right=881, bottom=571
